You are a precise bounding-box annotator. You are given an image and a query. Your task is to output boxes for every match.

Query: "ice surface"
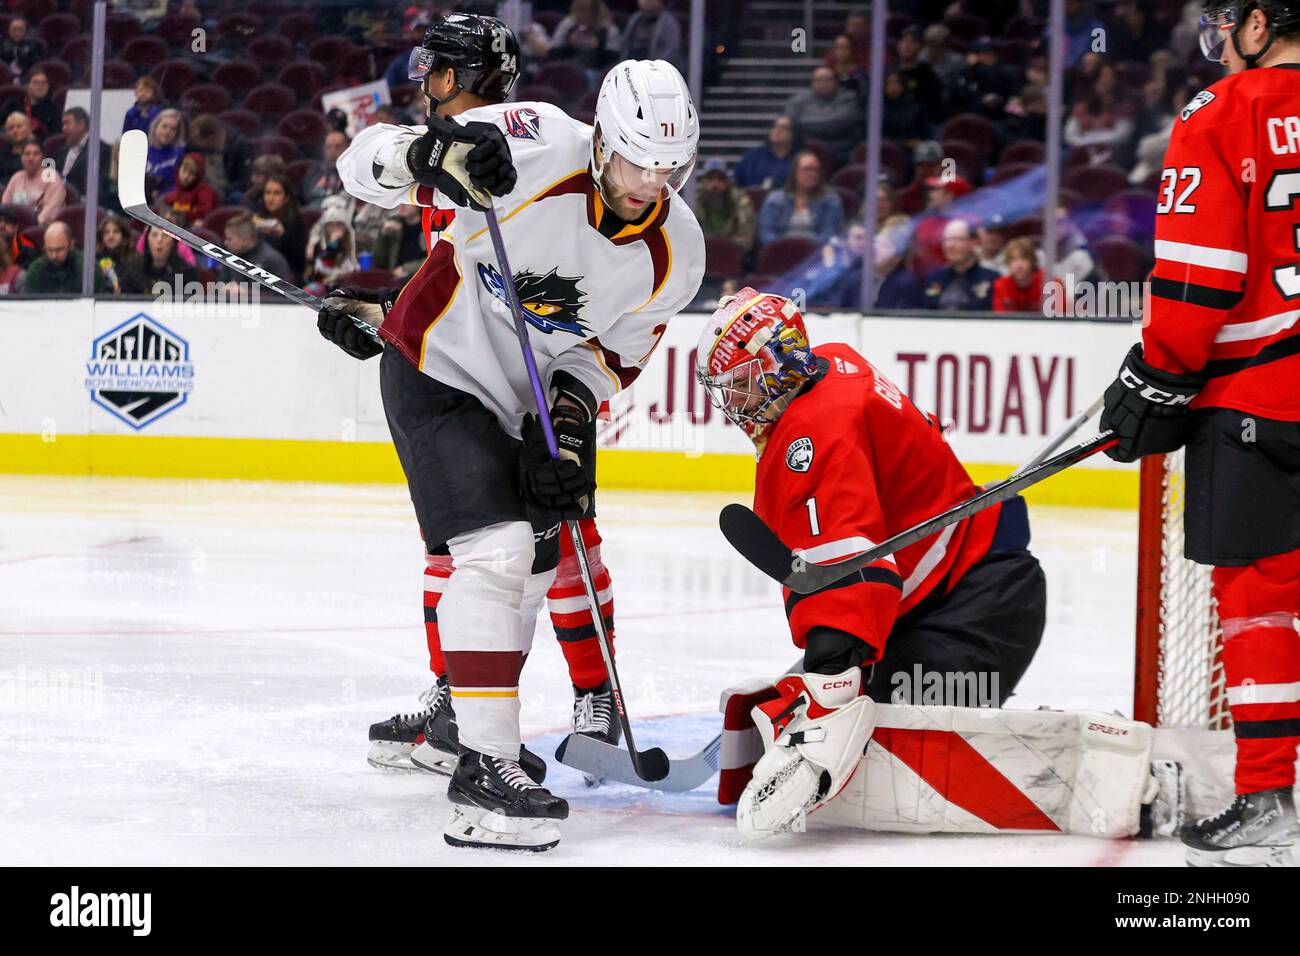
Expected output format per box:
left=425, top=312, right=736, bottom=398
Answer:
left=0, top=475, right=1189, bottom=865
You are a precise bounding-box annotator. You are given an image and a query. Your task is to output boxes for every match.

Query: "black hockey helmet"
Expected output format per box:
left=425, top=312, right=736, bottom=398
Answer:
left=407, top=13, right=519, bottom=106
left=1200, top=0, right=1300, bottom=66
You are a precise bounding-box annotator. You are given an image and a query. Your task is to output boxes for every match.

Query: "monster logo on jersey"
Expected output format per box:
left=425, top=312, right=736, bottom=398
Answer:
left=477, top=262, right=589, bottom=335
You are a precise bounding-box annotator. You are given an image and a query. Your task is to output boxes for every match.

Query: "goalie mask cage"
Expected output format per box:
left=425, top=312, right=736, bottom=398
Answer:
left=1134, top=451, right=1231, bottom=730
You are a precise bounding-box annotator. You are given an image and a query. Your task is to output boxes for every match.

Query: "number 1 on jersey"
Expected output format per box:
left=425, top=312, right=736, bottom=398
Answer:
left=805, top=497, right=821, bottom=536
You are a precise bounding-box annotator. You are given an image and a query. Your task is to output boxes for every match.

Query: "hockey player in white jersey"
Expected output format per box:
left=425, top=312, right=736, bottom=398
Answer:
left=328, top=15, right=704, bottom=851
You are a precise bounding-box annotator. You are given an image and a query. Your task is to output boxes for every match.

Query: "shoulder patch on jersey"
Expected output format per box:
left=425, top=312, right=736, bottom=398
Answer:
left=786, top=437, right=814, bottom=473
left=833, top=355, right=859, bottom=374
left=504, top=107, right=542, bottom=141
left=1180, top=90, right=1215, bottom=122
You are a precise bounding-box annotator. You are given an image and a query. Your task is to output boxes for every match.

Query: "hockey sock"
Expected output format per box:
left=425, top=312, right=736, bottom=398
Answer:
left=1213, top=549, right=1300, bottom=794
left=548, top=518, right=615, bottom=691
left=424, top=552, right=454, bottom=677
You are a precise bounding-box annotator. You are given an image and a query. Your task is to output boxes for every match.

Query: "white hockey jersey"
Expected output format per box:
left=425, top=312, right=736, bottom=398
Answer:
left=336, top=101, right=705, bottom=435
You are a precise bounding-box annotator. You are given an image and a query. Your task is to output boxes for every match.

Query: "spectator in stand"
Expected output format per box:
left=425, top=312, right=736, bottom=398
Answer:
left=951, top=37, right=1024, bottom=118
left=23, top=69, right=59, bottom=139
left=828, top=11, right=870, bottom=69
left=977, top=215, right=1009, bottom=274
left=122, top=76, right=163, bottom=136
left=0, top=239, right=23, bottom=293
left=189, top=114, right=254, bottom=202
left=248, top=174, right=306, bottom=280
left=921, top=219, right=999, bottom=311
left=895, top=26, right=943, bottom=123
left=757, top=149, right=844, bottom=248
left=0, top=18, right=45, bottom=78
left=24, top=222, right=107, bottom=294
left=161, top=153, right=219, bottom=227
left=1, top=113, right=33, bottom=182
left=0, top=205, right=38, bottom=267
left=373, top=203, right=428, bottom=278
left=95, top=214, right=138, bottom=295
left=991, top=237, right=1045, bottom=313
left=826, top=35, right=869, bottom=102
left=1064, top=0, right=1105, bottom=67
left=54, top=108, right=109, bottom=200
left=911, top=174, right=973, bottom=276
left=1105, top=0, right=1163, bottom=63
left=242, top=154, right=287, bottom=210
left=882, top=70, right=932, bottom=144
left=304, top=198, right=359, bottom=295
left=834, top=219, right=923, bottom=311
left=619, top=0, right=683, bottom=70
left=3, top=139, right=65, bottom=225
left=352, top=200, right=387, bottom=257
left=384, top=16, right=432, bottom=93
left=734, top=115, right=798, bottom=191
left=875, top=180, right=896, bottom=222
left=220, top=213, right=291, bottom=290
left=302, top=130, right=350, bottom=209
left=146, top=109, right=187, bottom=194
left=783, top=66, right=863, bottom=167
left=919, top=23, right=964, bottom=85
left=121, top=224, right=198, bottom=295
left=550, top=0, right=622, bottom=75
left=1003, top=83, right=1048, bottom=144
left=694, top=158, right=756, bottom=254
left=1064, top=62, right=1136, bottom=166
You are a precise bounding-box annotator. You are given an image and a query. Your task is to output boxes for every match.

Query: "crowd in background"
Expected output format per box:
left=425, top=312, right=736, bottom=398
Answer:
left=0, top=0, right=1214, bottom=316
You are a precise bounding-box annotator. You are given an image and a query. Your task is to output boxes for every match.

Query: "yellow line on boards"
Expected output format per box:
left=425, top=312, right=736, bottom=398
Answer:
left=0, top=434, right=1136, bottom=507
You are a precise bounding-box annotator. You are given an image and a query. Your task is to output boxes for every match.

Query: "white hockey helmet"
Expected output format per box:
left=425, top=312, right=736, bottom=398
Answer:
left=591, top=59, right=699, bottom=203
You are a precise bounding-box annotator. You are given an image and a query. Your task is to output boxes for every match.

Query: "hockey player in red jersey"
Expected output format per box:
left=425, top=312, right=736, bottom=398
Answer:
left=695, top=288, right=1046, bottom=839
left=1100, top=0, right=1300, bottom=867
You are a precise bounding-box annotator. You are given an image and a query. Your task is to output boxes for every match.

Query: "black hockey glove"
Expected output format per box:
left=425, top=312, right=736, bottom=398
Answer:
left=1100, top=344, right=1206, bottom=463
left=519, top=405, right=596, bottom=519
left=317, top=286, right=392, bottom=360
left=405, top=113, right=517, bottom=211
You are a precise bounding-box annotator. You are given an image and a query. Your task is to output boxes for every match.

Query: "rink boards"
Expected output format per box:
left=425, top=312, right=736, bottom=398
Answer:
left=0, top=297, right=1140, bottom=507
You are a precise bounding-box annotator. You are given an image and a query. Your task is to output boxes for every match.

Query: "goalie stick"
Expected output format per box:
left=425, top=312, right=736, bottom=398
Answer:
left=116, top=129, right=380, bottom=342
left=479, top=202, right=670, bottom=783
left=722, top=429, right=1119, bottom=594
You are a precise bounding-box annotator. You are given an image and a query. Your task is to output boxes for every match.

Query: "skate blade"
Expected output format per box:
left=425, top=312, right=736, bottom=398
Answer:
left=1186, top=844, right=1298, bottom=868
left=366, top=741, right=419, bottom=771
left=410, top=741, right=458, bottom=776
left=443, top=805, right=560, bottom=852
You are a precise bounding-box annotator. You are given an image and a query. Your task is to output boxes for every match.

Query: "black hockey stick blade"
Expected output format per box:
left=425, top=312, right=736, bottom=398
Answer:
left=117, top=130, right=380, bottom=342
left=722, top=430, right=1119, bottom=594
left=555, top=733, right=700, bottom=790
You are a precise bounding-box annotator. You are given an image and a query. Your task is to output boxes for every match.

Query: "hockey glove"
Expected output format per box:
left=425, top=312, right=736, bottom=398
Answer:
left=405, top=113, right=517, bottom=211
left=1100, top=344, right=1205, bottom=463
left=317, top=286, right=392, bottom=360
left=520, top=405, right=596, bottom=519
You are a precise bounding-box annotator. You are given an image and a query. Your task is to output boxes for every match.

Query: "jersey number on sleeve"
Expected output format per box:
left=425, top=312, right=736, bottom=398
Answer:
left=1156, top=167, right=1201, bottom=214
left=805, top=497, right=821, bottom=537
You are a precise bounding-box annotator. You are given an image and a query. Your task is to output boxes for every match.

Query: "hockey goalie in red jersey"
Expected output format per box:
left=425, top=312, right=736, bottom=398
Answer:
left=695, top=288, right=1047, bottom=839
left=1100, top=0, right=1300, bottom=867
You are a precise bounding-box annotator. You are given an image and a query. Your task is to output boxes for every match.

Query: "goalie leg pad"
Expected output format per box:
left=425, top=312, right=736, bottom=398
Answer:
left=737, top=668, right=876, bottom=842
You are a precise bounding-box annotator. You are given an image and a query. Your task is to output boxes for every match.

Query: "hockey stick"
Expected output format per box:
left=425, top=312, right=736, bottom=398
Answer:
left=721, top=430, right=1119, bottom=594
left=117, top=129, right=381, bottom=342
left=1013, top=393, right=1104, bottom=476
left=478, top=202, right=670, bottom=783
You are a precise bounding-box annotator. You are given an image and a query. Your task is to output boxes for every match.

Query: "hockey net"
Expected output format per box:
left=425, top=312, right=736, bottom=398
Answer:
left=1134, top=451, right=1231, bottom=730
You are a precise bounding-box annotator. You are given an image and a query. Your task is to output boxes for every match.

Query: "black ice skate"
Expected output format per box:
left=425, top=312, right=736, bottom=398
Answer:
left=572, top=680, right=621, bottom=786
left=366, top=679, right=446, bottom=770
left=444, top=749, right=569, bottom=852
left=1181, top=786, right=1299, bottom=867
left=409, top=679, right=548, bottom=782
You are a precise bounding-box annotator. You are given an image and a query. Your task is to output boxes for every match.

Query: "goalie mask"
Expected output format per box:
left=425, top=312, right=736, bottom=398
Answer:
left=696, top=288, right=819, bottom=450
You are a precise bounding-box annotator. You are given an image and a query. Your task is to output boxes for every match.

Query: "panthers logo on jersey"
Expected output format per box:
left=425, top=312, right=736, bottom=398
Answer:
left=477, top=263, right=589, bottom=336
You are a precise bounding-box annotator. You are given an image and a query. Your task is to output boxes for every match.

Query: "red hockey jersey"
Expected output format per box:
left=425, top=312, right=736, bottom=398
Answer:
left=753, top=343, right=1001, bottom=658
left=1145, top=64, right=1300, bottom=420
